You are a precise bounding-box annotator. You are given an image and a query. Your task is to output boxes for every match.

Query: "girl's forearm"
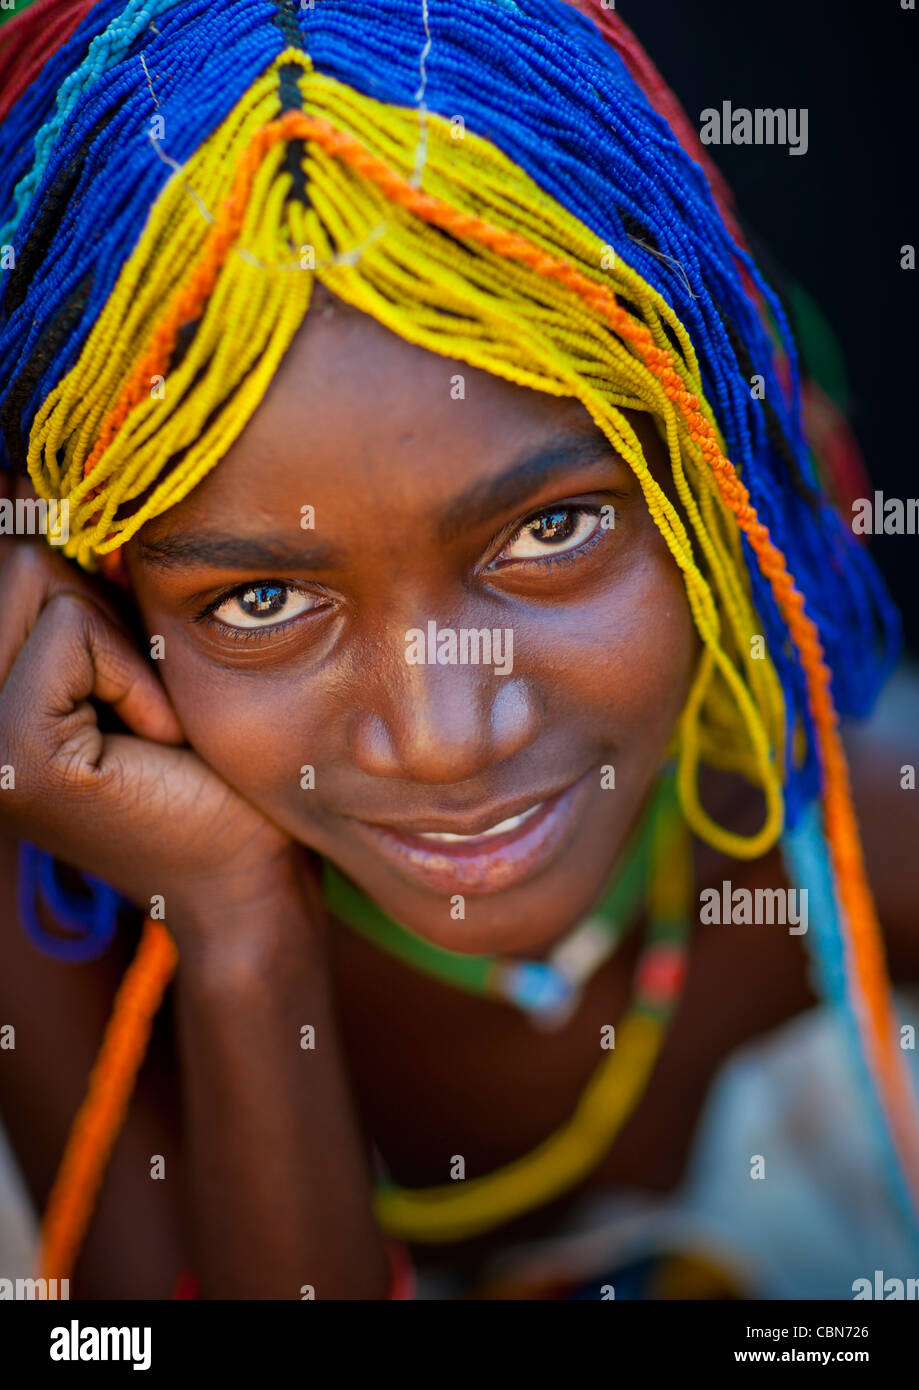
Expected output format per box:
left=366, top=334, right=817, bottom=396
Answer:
left=173, top=885, right=389, bottom=1299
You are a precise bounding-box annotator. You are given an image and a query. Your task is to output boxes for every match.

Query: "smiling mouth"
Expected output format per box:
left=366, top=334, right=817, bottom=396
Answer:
left=345, top=773, right=593, bottom=896
left=413, top=802, right=545, bottom=843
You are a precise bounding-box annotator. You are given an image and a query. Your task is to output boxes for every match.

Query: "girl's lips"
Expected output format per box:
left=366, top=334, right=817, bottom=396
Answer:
left=346, top=772, right=592, bottom=896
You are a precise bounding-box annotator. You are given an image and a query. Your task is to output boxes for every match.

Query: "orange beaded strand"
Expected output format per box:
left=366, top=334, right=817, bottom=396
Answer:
left=37, top=918, right=178, bottom=1282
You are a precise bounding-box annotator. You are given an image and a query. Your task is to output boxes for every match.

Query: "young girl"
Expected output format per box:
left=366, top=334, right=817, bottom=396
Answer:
left=0, top=0, right=917, bottom=1300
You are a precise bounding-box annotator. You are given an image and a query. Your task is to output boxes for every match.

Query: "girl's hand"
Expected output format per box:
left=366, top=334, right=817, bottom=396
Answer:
left=0, top=540, right=300, bottom=929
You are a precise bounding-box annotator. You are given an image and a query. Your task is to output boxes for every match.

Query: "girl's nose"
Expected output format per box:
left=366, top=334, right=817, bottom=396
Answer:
left=349, top=660, right=542, bottom=785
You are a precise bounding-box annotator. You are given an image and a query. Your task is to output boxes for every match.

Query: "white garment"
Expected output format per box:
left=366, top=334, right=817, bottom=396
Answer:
left=0, top=1118, right=37, bottom=1281
left=426, top=995, right=919, bottom=1299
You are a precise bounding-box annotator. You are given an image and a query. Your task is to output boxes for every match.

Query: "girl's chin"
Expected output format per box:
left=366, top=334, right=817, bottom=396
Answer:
left=357, top=891, right=592, bottom=961
left=335, top=857, right=617, bottom=962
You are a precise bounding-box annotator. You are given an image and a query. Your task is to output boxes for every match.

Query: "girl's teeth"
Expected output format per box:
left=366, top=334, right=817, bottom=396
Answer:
left=415, top=802, right=542, bottom=843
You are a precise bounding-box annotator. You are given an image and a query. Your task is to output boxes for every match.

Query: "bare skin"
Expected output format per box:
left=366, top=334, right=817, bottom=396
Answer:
left=0, top=288, right=916, bottom=1298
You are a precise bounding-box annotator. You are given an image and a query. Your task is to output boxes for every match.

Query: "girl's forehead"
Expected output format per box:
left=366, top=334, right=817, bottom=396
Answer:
left=231, top=292, right=595, bottom=459
left=145, top=371, right=614, bottom=534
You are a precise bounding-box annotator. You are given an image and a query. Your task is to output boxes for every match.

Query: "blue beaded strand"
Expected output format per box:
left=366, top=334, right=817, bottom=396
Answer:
left=17, top=843, right=119, bottom=963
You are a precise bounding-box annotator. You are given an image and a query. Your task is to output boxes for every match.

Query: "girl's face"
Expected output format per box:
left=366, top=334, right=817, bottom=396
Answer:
left=124, top=292, right=698, bottom=954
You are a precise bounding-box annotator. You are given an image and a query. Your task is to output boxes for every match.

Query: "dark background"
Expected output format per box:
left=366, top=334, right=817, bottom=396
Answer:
left=623, top=0, right=917, bottom=655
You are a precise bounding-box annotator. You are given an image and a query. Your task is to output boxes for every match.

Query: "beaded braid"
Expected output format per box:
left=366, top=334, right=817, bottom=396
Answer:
left=0, top=0, right=915, bottom=1277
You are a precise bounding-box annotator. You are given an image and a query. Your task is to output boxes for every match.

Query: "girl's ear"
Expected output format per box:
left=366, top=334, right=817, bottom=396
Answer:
left=98, top=548, right=131, bottom=588
left=6, top=470, right=133, bottom=586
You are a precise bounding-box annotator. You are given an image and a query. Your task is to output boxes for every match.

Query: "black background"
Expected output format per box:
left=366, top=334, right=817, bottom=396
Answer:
left=623, top=0, right=917, bottom=655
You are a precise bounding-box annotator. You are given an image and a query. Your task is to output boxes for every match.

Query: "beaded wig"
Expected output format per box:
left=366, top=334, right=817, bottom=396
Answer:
left=1, top=0, right=917, bottom=1280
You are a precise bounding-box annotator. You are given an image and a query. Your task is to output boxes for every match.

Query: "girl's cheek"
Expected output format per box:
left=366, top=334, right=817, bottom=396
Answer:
left=542, top=553, right=697, bottom=737
left=159, top=652, right=330, bottom=803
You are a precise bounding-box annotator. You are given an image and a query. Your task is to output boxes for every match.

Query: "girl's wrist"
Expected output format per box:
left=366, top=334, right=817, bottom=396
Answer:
left=168, top=868, right=328, bottom=990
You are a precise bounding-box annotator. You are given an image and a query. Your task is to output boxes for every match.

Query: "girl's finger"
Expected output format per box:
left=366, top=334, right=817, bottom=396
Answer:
left=0, top=543, right=130, bottom=688
left=1, top=590, right=185, bottom=759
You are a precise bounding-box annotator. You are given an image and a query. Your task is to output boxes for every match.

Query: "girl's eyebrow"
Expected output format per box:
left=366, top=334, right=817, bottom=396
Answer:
left=436, top=426, right=624, bottom=543
left=137, top=426, right=623, bottom=571
left=137, top=533, right=346, bottom=572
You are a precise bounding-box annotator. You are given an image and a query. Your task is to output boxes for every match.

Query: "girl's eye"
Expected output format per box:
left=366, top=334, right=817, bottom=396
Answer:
left=208, top=583, right=320, bottom=630
left=497, top=506, right=601, bottom=563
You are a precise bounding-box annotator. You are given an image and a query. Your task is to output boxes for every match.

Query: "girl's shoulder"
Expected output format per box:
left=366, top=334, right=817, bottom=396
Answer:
left=843, top=661, right=919, bottom=977
left=698, top=659, right=919, bottom=979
